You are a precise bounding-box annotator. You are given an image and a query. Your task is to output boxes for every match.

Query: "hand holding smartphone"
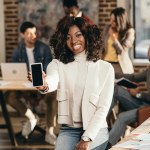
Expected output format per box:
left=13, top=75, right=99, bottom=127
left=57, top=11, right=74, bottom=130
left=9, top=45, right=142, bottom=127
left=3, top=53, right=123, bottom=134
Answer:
left=30, top=63, right=43, bottom=87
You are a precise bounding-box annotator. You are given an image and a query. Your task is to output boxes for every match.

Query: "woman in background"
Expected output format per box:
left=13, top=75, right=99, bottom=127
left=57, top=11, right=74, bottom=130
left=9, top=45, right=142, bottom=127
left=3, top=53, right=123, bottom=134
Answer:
left=28, top=16, right=114, bottom=150
left=103, top=7, right=135, bottom=74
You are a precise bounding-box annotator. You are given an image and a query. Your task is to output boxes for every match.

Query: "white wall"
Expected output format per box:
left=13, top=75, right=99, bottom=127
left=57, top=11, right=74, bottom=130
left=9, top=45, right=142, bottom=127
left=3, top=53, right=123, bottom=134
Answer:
left=0, top=0, right=5, bottom=62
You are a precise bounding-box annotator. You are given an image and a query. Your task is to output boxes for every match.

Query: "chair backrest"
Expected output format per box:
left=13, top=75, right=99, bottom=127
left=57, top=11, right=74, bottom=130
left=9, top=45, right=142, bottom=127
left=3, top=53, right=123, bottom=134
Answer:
left=137, top=106, right=150, bottom=125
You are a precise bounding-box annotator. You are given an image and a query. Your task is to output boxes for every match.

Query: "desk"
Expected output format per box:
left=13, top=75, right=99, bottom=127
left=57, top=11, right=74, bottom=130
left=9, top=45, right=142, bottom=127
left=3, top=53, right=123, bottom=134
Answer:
left=110, top=117, right=150, bottom=150
left=0, top=80, right=36, bottom=146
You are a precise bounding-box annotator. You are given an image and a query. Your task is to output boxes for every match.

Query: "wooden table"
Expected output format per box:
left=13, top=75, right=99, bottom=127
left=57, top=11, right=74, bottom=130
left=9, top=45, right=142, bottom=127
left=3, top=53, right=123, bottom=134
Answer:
left=0, top=80, right=36, bottom=146
left=110, top=117, right=150, bottom=150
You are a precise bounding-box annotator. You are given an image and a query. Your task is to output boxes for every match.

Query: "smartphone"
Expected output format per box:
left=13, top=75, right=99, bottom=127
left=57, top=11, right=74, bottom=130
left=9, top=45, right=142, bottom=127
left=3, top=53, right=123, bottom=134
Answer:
left=30, top=63, right=43, bottom=87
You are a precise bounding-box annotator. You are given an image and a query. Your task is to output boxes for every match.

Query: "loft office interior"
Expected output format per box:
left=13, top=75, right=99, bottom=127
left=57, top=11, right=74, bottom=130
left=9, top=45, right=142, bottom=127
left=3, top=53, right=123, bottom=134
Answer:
left=0, top=0, right=150, bottom=149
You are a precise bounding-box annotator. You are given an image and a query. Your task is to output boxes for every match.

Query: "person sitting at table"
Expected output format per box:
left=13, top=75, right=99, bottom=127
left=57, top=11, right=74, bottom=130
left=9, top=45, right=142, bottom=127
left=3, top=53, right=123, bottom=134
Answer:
left=106, top=47, right=150, bottom=149
left=5, top=21, right=56, bottom=145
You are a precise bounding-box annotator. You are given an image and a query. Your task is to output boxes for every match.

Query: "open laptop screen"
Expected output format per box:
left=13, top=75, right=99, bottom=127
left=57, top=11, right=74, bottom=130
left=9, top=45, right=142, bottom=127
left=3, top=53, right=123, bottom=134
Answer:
left=1, top=63, right=28, bottom=81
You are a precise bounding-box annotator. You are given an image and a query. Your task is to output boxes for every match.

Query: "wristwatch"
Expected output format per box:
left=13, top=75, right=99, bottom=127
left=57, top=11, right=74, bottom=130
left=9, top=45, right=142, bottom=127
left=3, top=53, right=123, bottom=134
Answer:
left=136, top=93, right=142, bottom=99
left=82, top=136, right=91, bottom=142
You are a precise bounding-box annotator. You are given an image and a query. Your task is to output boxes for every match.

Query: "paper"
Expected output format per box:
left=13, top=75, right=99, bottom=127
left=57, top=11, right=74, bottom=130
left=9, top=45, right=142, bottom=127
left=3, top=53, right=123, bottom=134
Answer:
left=135, top=134, right=150, bottom=141
left=113, top=140, right=150, bottom=149
left=113, top=140, right=141, bottom=148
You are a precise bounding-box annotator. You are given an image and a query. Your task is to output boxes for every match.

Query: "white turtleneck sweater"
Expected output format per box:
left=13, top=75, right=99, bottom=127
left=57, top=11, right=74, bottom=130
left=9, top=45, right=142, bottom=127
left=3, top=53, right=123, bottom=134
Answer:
left=73, top=50, right=88, bottom=127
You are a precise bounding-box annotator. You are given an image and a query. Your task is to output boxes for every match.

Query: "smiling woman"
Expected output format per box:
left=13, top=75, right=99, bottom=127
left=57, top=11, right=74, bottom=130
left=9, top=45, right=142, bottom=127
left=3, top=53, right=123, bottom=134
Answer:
left=30, top=16, right=115, bottom=150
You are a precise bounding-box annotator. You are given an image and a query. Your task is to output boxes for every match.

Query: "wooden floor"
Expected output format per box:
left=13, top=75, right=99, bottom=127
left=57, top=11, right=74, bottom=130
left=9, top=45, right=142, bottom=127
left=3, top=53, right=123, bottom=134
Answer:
left=0, top=113, right=55, bottom=150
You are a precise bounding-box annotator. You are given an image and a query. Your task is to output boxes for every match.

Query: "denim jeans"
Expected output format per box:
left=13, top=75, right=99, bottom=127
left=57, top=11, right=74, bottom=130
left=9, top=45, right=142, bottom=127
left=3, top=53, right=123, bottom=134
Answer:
left=109, top=109, right=137, bottom=145
left=108, top=85, right=150, bottom=145
left=116, top=85, right=150, bottom=110
left=55, top=126, right=108, bottom=150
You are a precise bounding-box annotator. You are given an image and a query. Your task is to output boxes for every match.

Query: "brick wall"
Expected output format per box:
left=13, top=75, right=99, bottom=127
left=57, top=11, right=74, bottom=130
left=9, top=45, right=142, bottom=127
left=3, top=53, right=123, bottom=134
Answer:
left=99, top=0, right=117, bottom=29
left=4, top=0, right=118, bottom=62
left=4, top=0, right=18, bottom=62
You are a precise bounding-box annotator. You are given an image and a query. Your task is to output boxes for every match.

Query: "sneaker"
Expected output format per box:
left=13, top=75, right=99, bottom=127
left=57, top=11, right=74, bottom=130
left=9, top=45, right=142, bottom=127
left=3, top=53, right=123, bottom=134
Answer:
left=45, top=132, right=56, bottom=145
left=22, top=115, right=39, bottom=139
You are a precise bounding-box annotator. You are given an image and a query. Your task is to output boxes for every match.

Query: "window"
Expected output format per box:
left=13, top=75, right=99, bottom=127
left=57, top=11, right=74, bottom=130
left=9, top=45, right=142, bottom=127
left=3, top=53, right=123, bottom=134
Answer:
left=133, top=0, right=150, bottom=63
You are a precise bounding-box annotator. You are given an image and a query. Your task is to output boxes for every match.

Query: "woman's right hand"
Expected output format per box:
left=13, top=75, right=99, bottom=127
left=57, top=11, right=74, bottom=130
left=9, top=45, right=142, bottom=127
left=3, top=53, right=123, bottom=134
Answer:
left=109, top=27, right=116, bottom=41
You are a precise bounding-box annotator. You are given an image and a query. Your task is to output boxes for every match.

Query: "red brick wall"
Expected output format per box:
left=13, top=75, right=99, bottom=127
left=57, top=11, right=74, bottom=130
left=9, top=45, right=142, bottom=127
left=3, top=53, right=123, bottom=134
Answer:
left=4, top=0, right=118, bottom=62
left=4, top=0, right=18, bottom=62
left=99, top=0, right=117, bottom=29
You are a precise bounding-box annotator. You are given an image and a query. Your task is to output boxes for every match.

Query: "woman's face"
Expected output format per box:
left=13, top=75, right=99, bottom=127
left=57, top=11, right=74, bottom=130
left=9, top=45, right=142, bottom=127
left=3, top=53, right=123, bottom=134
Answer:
left=66, top=25, right=86, bottom=54
left=110, top=14, right=117, bottom=29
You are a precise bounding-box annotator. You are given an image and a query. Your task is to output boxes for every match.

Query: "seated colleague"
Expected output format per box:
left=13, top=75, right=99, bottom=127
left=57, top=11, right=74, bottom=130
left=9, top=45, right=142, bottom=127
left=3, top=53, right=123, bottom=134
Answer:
left=106, top=47, right=150, bottom=149
left=6, top=21, right=56, bottom=144
left=28, top=16, right=114, bottom=150
left=62, top=0, right=94, bottom=25
left=102, top=7, right=134, bottom=74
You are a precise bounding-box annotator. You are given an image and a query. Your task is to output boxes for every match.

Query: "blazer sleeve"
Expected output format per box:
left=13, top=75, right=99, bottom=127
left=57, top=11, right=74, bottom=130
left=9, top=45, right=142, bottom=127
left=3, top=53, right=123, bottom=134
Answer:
left=82, top=64, right=115, bottom=140
left=116, top=69, right=147, bottom=83
left=116, top=68, right=150, bottom=102
left=112, top=28, right=135, bottom=54
left=45, top=60, right=59, bottom=92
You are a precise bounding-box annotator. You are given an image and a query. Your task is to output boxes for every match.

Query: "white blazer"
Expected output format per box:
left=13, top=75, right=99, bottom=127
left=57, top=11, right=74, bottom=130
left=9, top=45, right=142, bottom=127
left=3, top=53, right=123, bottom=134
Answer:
left=113, top=28, right=135, bottom=74
left=45, top=59, right=114, bottom=140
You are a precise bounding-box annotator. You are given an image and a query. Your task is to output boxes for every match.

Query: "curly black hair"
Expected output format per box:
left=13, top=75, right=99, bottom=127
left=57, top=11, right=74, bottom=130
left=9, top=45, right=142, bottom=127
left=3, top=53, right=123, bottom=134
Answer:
left=50, top=16, right=104, bottom=64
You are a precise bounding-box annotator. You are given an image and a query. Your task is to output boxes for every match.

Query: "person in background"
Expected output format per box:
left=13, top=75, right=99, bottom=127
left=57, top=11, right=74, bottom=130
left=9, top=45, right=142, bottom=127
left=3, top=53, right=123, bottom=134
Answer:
left=28, top=16, right=114, bottom=150
left=106, top=47, right=150, bottom=149
left=103, top=7, right=134, bottom=74
left=62, top=0, right=94, bottom=25
left=6, top=21, right=56, bottom=145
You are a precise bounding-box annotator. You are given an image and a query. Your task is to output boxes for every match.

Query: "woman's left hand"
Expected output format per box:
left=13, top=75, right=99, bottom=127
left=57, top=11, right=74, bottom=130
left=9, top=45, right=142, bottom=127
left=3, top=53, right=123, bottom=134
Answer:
left=75, top=140, right=91, bottom=150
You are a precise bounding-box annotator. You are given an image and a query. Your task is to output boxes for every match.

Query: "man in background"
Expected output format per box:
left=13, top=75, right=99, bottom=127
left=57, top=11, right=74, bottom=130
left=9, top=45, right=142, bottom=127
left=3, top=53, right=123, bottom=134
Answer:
left=63, top=0, right=94, bottom=25
left=6, top=21, right=56, bottom=145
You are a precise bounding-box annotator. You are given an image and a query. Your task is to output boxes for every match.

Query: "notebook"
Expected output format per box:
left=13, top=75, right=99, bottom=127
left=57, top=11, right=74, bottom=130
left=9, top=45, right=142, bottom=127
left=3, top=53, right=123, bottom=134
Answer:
left=1, top=63, right=28, bottom=81
left=115, top=77, right=138, bottom=88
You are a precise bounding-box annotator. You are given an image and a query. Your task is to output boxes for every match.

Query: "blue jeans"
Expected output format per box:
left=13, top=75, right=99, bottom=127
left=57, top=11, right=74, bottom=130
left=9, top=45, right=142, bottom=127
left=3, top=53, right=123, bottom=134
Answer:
left=55, top=126, right=108, bottom=150
left=116, top=85, right=150, bottom=110
left=109, top=109, right=137, bottom=145
left=108, top=85, right=150, bottom=145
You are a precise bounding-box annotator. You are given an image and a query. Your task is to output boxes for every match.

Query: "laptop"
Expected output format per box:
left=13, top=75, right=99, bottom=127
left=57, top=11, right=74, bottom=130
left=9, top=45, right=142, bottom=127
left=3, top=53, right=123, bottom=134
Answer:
left=1, top=63, right=28, bottom=81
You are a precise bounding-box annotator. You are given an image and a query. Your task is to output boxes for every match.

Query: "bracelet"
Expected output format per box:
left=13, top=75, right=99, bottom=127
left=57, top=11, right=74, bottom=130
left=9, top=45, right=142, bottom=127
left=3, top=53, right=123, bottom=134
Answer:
left=82, top=136, right=91, bottom=142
